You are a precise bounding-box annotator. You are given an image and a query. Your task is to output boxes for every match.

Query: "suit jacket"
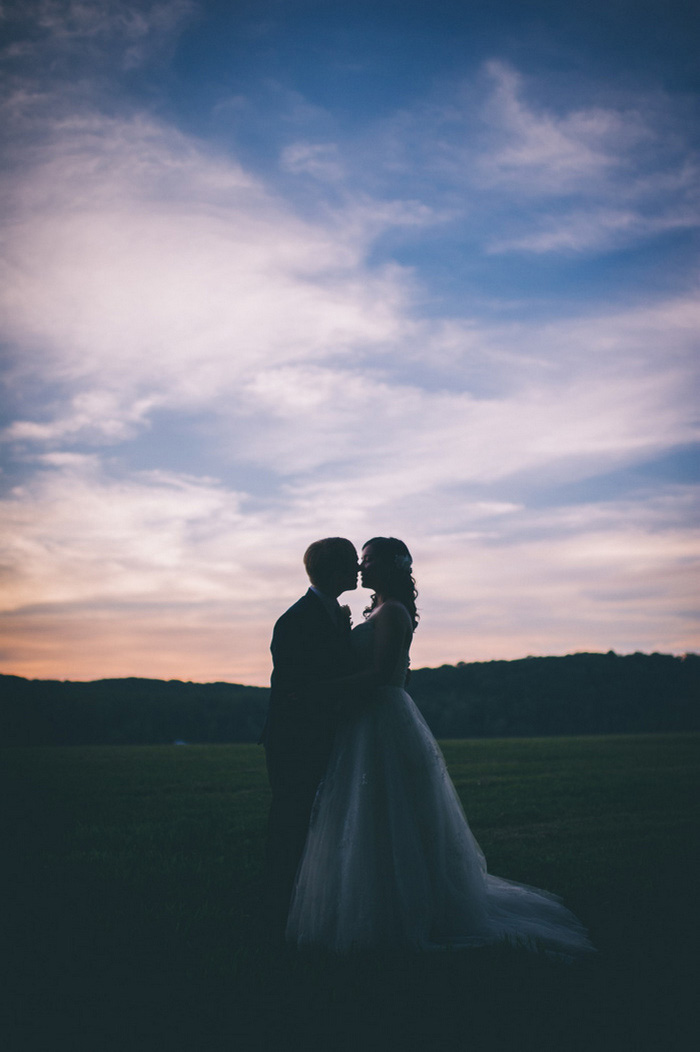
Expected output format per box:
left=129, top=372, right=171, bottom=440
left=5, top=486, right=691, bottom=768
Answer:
left=262, top=589, right=354, bottom=777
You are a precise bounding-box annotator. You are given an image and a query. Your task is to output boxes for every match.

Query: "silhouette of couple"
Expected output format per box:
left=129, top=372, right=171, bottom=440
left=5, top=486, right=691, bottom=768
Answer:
left=263, top=537, right=593, bottom=956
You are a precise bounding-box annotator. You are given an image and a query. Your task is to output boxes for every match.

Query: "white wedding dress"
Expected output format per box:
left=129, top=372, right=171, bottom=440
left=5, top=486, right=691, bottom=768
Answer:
left=286, top=618, right=594, bottom=956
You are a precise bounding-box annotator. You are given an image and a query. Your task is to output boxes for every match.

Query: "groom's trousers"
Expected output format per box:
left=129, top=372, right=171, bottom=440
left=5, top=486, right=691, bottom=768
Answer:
left=263, top=744, right=326, bottom=932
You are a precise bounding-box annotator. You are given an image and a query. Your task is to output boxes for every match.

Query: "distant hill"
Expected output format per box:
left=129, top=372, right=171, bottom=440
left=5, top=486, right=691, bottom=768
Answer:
left=1, top=651, right=698, bottom=745
left=408, top=651, right=699, bottom=738
left=0, top=677, right=268, bottom=746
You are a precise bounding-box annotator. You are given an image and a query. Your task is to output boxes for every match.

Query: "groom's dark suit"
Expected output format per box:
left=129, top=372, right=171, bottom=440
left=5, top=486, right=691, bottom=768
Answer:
left=263, top=588, right=354, bottom=925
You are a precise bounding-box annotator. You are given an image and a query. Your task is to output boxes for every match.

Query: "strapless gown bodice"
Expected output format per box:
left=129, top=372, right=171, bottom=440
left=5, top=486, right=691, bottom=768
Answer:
left=350, top=617, right=410, bottom=687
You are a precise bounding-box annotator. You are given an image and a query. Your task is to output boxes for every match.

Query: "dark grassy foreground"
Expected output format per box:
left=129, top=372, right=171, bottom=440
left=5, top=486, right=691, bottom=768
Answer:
left=2, top=735, right=698, bottom=1051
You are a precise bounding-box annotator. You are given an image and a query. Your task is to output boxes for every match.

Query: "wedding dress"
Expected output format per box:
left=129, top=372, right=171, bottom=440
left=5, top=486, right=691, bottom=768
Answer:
left=286, top=618, right=594, bottom=956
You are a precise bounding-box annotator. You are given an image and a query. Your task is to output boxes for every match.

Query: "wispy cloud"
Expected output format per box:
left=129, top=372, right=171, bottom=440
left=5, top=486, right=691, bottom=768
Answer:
left=1, top=0, right=194, bottom=77
left=476, top=61, right=634, bottom=192
left=308, top=59, right=700, bottom=259
left=280, top=141, right=346, bottom=182
left=488, top=205, right=700, bottom=254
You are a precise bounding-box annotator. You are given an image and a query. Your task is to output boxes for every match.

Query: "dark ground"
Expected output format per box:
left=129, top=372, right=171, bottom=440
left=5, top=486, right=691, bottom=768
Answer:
left=2, top=735, right=698, bottom=1051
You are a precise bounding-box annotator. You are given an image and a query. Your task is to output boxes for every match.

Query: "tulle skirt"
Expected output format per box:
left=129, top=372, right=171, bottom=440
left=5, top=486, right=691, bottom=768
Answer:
left=286, top=686, right=593, bottom=957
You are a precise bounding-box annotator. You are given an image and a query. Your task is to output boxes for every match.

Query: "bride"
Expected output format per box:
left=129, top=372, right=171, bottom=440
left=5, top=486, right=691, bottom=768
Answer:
left=286, top=537, right=594, bottom=956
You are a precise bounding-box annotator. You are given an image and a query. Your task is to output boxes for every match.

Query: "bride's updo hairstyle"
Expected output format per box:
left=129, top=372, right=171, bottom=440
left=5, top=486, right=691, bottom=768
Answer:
left=362, top=537, right=419, bottom=631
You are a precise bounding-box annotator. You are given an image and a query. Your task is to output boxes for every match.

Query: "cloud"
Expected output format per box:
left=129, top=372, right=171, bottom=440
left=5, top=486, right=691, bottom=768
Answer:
left=4, top=392, right=159, bottom=444
left=280, top=141, right=345, bottom=182
left=475, top=61, right=634, bottom=192
left=229, top=288, right=700, bottom=493
left=340, top=60, right=700, bottom=259
left=1, top=111, right=414, bottom=448
left=488, top=206, right=700, bottom=254
left=412, top=484, right=700, bottom=664
left=0, top=0, right=195, bottom=77
left=1, top=454, right=246, bottom=609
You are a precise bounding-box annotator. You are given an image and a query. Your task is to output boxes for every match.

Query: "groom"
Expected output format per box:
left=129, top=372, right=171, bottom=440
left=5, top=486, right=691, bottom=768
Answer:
left=262, top=537, right=359, bottom=928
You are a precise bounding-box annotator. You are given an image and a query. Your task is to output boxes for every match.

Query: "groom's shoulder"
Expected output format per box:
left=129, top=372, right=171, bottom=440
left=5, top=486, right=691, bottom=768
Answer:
left=274, top=589, right=317, bottom=630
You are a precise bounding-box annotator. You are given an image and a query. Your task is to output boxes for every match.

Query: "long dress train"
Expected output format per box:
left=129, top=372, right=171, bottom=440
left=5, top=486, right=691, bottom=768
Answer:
left=286, top=618, right=594, bottom=957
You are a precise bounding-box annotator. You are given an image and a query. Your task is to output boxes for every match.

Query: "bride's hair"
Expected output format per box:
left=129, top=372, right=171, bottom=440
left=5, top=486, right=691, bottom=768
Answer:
left=362, top=537, right=419, bottom=631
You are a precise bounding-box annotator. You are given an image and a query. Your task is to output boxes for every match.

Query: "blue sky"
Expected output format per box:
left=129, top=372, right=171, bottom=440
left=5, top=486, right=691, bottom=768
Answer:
left=1, top=0, right=698, bottom=684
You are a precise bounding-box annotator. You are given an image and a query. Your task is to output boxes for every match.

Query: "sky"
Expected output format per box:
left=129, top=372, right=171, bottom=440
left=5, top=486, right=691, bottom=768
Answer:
left=1, top=0, right=699, bottom=686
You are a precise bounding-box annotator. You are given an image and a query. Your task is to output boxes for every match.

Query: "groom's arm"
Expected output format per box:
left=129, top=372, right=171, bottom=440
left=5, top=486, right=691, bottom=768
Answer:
left=271, top=604, right=338, bottom=693
left=272, top=612, right=351, bottom=730
left=270, top=616, right=313, bottom=697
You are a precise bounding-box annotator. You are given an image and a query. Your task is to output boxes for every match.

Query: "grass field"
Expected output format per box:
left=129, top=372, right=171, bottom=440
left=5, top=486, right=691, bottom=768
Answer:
left=2, top=734, right=698, bottom=1051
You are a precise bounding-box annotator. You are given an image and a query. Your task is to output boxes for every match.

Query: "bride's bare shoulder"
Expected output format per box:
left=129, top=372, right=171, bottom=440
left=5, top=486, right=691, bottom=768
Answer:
left=372, top=599, right=412, bottom=628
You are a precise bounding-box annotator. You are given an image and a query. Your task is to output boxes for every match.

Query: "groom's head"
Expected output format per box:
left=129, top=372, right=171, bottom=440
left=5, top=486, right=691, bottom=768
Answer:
left=304, top=538, right=358, bottom=598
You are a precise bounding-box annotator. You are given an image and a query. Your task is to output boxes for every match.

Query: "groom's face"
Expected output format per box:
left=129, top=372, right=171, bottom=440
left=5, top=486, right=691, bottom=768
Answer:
left=330, top=550, right=359, bottom=597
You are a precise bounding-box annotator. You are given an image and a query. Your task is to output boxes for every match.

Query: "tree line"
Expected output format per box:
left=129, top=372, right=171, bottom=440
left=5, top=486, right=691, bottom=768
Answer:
left=1, top=651, right=697, bottom=746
